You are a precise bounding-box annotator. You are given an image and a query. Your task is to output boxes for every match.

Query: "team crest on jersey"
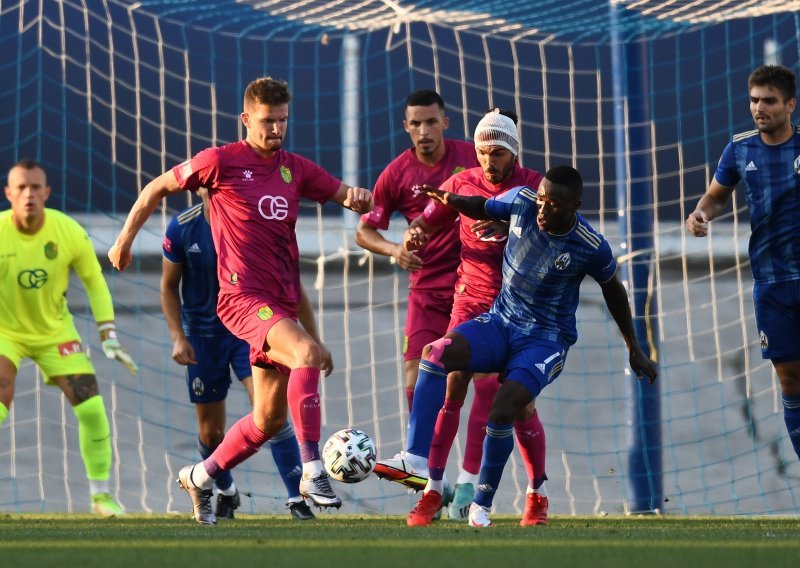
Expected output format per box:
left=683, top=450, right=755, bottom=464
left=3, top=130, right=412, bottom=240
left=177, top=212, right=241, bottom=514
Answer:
left=192, top=377, right=205, bottom=397
left=230, top=273, right=238, bottom=286
left=257, top=306, right=274, bottom=321
left=44, top=241, right=58, bottom=259
left=554, top=252, right=571, bottom=271
left=452, top=166, right=465, bottom=175
left=280, top=166, right=292, bottom=183
left=794, top=154, right=800, bottom=175
left=760, top=330, right=768, bottom=350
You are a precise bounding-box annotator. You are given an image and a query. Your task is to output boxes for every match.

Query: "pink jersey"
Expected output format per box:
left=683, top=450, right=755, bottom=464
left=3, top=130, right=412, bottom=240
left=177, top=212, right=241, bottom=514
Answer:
left=421, top=164, right=544, bottom=302
left=173, top=140, right=341, bottom=313
left=360, top=138, right=477, bottom=291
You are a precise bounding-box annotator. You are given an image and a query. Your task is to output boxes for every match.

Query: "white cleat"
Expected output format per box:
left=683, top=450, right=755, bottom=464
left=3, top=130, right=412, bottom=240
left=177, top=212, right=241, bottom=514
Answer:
left=468, top=502, right=492, bottom=528
left=177, top=464, right=216, bottom=525
left=373, top=452, right=429, bottom=491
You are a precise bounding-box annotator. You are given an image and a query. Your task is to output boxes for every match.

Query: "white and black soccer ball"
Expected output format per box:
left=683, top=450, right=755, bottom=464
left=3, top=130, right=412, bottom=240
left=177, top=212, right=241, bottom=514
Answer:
left=322, top=428, right=377, bottom=483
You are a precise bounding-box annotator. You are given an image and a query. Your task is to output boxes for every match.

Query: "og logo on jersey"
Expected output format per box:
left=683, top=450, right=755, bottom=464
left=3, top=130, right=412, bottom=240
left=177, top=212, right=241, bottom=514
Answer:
left=554, top=252, right=571, bottom=270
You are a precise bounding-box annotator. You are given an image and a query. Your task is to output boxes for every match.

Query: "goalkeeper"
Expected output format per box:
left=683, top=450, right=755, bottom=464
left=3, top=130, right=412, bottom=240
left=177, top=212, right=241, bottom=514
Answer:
left=0, top=159, right=137, bottom=516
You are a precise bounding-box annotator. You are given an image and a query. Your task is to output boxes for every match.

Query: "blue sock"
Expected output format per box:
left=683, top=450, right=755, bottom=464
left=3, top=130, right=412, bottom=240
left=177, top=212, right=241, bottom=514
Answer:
left=269, top=422, right=303, bottom=499
left=199, top=438, right=233, bottom=491
left=473, top=422, right=514, bottom=508
left=782, top=394, right=800, bottom=461
left=406, top=359, right=448, bottom=458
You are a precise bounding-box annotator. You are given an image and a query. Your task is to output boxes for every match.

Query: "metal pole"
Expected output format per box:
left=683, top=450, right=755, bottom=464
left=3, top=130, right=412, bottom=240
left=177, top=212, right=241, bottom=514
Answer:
left=610, top=1, right=662, bottom=514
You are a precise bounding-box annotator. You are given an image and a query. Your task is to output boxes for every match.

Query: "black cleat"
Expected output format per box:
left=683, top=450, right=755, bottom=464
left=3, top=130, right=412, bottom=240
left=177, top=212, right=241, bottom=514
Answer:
left=215, top=489, right=241, bottom=519
left=288, top=499, right=316, bottom=520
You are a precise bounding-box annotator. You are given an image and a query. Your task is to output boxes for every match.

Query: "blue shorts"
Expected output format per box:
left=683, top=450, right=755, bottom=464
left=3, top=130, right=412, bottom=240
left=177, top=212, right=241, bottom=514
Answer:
left=453, top=312, right=567, bottom=399
left=186, top=334, right=252, bottom=403
left=753, top=280, right=800, bottom=363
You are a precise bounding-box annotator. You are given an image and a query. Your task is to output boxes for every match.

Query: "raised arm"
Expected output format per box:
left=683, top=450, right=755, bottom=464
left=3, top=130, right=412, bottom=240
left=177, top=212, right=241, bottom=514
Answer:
left=420, top=184, right=490, bottom=220
left=160, top=258, right=196, bottom=366
left=330, top=182, right=373, bottom=214
left=686, top=179, right=735, bottom=237
left=598, top=273, right=658, bottom=384
left=108, top=170, right=184, bottom=271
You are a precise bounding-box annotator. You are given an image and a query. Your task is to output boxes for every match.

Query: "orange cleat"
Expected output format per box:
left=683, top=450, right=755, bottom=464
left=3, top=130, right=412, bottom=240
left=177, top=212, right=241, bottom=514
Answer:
left=520, top=493, right=548, bottom=526
left=407, top=490, right=443, bottom=527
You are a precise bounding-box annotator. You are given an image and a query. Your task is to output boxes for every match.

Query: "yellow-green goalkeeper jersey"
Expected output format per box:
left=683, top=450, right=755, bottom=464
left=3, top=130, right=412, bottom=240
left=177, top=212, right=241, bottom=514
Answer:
left=0, top=208, right=114, bottom=346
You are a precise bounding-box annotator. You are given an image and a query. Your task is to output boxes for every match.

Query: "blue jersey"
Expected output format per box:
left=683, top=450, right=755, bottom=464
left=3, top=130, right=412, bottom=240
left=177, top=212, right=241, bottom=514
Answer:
left=484, top=186, right=617, bottom=347
left=714, top=124, right=800, bottom=284
left=162, top=204, right=228, bottom=336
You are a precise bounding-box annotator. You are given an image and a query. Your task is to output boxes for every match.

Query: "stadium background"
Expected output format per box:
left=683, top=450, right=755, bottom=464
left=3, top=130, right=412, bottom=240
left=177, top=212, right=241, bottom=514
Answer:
left=1, top=0, right=800, bottom=517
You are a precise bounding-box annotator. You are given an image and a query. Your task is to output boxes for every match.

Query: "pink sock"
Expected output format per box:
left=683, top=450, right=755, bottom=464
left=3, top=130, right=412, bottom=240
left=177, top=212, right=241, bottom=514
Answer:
left=429, top=399, right=464, bottom=473
left=206, top=413, right=269, bottom=474
left=462, top=375, right=500, bottom=474
left=287, top=367, right=321, bottom=448
left=405, top=387, right=414, bottom=412
left=515, top=409, right=547, bottom=486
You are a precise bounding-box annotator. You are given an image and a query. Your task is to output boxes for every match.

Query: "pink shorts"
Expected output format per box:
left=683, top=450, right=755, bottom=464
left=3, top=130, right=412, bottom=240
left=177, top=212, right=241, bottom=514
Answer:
left=217, top=291, right=293, bottom=370
left=404, top=288, right=454, bottom=361
left=447, top=286, right=495, bottom=331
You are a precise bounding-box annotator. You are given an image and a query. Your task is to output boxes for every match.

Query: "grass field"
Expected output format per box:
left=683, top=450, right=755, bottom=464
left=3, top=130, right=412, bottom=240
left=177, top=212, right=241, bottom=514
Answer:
left=1, top=514, right=797, bottom=567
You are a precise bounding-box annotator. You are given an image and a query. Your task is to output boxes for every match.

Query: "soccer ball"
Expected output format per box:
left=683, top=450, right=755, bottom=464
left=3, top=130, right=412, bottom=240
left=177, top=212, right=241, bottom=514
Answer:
left=322, top=428, right=377, bottom=483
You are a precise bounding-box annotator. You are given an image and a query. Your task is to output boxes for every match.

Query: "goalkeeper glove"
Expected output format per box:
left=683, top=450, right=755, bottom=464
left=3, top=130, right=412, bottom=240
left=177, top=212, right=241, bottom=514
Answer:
left=98, top=323, right=139, bottom=375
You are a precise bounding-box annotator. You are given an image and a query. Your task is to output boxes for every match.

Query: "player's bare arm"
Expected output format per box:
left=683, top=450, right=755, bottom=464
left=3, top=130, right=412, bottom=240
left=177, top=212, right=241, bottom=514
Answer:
left=333, top=182, right=373, bottom=214
left=599, top=273, right=658, bottom=384
left=298, top=286, right=333, bottom=377
left=419, top=184, right=490, bottom=220
left=160, top=258, right=197, bottom=366
left=355, top=220, right=422, bottom=271
left=109, top=170, right=184, bottom=271
left=686, top=179, right=735, bottom=237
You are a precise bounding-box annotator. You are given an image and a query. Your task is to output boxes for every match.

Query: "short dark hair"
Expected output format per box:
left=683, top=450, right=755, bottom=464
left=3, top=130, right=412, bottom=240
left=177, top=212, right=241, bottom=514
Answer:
left=486, top=108, right=518, bottom=125
left=7, top=159, right=45, bottom=185
left=10, top=159, right=43, bottom=172
left=545, top=165, right=583, bottom=200
left=244, top=77, right=291, bottom=108
left=406, top=89, right=445, bottom=110
left=748, top=65, right=797, bottom=102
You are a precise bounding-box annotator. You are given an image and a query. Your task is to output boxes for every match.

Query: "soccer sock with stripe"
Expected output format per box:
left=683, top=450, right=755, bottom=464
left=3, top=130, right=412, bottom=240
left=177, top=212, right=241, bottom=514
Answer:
left=407, top=359, right=448, bottom=459
left=473, top=421, right=514, bottom=509
left=463, top=376, right=501, bottom=474
left=72, top=395, right=112, bottom=483
left=198, top=439, right=234, bottom=493
left=286, top=367, right=322, bottom=465
left=782, top=393, right=800, bottom=460
left=269, top=421, right=303, bottom=499
left=428, top=398, right=464, bottom=481
left=514, top=409, right=547, bottom=491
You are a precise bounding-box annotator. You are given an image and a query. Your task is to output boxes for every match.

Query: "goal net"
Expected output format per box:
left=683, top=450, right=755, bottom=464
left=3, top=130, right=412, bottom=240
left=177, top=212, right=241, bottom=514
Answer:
left=1, top=0, right=799, bottom=516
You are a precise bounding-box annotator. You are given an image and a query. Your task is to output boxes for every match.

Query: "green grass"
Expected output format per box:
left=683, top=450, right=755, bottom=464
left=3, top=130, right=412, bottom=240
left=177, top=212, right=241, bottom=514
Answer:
left=1, top=514, right=798, bottom=567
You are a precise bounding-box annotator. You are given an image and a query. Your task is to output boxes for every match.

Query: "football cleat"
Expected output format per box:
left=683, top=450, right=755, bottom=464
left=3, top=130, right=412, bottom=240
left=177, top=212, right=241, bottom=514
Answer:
left=91, top=493, right=125, bottom=517
left=299, top=472, right=342, bottom=509
left=373, top=452, right=428, bottom=491
left=468, top=502, right=492, bottom=528
left=447, top=482, right=474, bottom=521
left=407, top=490, right=443, bottom=527
left=215, top=489, right=241, bottom=519
left=287, top=499, right=316, bottom=521
left=177, top=464, right=216, bottom=525
left=520, top=493, right=549, bottom=526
